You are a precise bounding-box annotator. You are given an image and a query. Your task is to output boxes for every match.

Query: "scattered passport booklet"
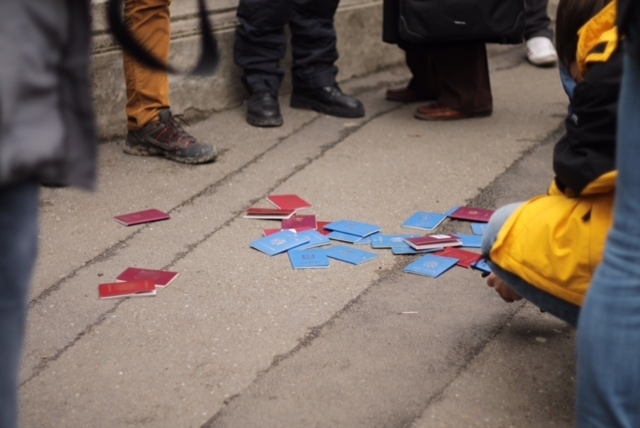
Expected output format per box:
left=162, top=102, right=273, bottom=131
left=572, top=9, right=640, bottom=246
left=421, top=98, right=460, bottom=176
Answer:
left=455, top=234, right=484, bottom=248
left=471, top=222, right=488, bottom=235
left=404, top=234, right=462, bottom=250
left=448, top=206, right=494, bottom=223
left=472, top=258, right=492, bottom=274
left=434, top=247, right=482, bottom=268
left=402, top=211, right=447, bottom=231
left=244, top=207, right=296, bottom=219
left=324, top=220, right=381, bottom=238
left=99, top=280, right=156, bottom=299
left=404, top=254, right=459, bottom=278
left=371, top=234, right=421, bottom=248
left=116, top=267, right=180, bottom=288
left=288, top=249, right=330, bottom=269
left=114, top=208, right=170, bottom=226
left=266, top=194, right=312, bottom=211
left=250, top=230, right=310, bottom=256
left=282, top=214, right=317, bottom=230
left=325, top=245, right=378, bottom=265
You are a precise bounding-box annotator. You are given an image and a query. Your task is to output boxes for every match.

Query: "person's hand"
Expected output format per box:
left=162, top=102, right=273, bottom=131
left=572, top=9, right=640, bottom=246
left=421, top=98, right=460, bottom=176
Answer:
left=486, top=272, right=522, bottom=303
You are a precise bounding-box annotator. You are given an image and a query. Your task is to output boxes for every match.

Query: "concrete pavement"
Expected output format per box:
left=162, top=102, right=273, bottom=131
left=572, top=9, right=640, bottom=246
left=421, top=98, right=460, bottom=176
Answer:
left=20, top=41, right=574, bottom=428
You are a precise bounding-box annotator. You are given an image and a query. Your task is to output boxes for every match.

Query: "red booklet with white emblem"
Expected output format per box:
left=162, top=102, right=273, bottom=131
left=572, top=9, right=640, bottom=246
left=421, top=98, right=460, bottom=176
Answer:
left=116, top=267, right=179, bottom=288
left=404, top=234, right=462, bottom=250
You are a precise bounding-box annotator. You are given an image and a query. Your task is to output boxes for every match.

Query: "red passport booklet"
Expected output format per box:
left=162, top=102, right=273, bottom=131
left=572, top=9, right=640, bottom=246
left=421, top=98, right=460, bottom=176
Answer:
left=316, top=221, right=332, bottom=236
left=244, top=207, right=296, bottom=219
left=114, top=208, right=170, bottom=226
left=282, top=214, right=317, bottom=230
left=434, top=247, right=482, bottom=268
left=404, top=234, right=462, bottom=250
left=116, top=267, right=179, bottom=288
left=266, top=194, right=312, bottom=211
left=448, top=206, right=495, bottom=223
left=98, top=280, right=156, bottom=299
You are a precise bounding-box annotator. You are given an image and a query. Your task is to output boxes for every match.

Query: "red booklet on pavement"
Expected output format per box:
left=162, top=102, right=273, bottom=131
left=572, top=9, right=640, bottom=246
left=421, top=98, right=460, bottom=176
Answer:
left=98, top=280, right=156, bottom=299
left=316, top=221, right=332, bottom=236
left=434, top=247, right=482, bottom=268
left=448, top=206, right=494, bottom=223
left=282, top=214, right=317, bottom=230
left=266, top=194, right=312, bottom=211
left=114, top=208, right=170, bottom=226
left=404, top=234, right=462, bottom=250
left=116, top=267, right=179, bottom=288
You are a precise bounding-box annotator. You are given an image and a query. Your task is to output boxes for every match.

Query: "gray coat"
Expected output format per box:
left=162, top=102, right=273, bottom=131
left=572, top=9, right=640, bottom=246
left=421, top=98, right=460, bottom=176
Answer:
left=0, top=0, right=97, bottom=189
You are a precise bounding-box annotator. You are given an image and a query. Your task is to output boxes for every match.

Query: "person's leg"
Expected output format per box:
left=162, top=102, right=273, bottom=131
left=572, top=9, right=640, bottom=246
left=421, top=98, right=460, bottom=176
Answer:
left=122, top=0, right=171, bottom=131
left=386, top=47, right=437, bottom=102
left=288, top=0, right=365, bottom=118
left=481, top=203, right=580, bottom=327
left=415, top=42, right=492, bottom=120
left=0, top=181, right=40, bottom=428
left=234, top=0, right=291, bottom=94
left=122, top=0, right=216, bottom=163
left=524, top=0, right=557, bottom=66
left=577, top=29, right=640, bottom=427
left=233, top=0, right=290, bottom=127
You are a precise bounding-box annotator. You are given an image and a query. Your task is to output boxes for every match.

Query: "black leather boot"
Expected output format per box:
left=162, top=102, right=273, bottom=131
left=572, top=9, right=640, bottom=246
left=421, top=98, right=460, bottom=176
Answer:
left=246, top=91, right=283, bottom=127
left=290, top=85, right=365, bottom=118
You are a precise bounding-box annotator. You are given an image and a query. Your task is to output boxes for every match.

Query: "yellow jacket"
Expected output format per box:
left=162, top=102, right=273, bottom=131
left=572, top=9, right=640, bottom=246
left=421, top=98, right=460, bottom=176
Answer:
left=490, top=3, right=619, bottom=307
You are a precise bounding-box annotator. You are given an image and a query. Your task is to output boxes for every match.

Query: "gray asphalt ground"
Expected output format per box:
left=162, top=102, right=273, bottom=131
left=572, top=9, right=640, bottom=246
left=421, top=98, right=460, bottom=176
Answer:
left=20, top=41, right=575, bottom=428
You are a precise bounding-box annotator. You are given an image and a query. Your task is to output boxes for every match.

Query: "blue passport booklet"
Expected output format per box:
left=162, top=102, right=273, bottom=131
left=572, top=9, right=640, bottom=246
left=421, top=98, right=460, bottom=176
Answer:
left=328, top=230, right=367, bottom=244
left=401, top=211, right=447, bottom=231
left=324, top=220, right=381, bottom=238
left=472, top=258, right=492, bottom=274
left=325, top=245, right=378, bottom=265
left=294, top=229, right=332, bottom=251
left=471, top=222, right=488, bottom=235
left=288, top=249, right=330, bottom=269
left=404, top=254, right=459, bottom=278
left=456, top=234, right=483, bottom=248
left=371, top=234, right=421, bottom=248
left=250, top=230, right=310, bottom=256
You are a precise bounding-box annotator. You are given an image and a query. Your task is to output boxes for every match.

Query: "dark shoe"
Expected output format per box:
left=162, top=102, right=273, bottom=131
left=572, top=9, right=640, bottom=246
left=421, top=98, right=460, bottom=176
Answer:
left=290, top=85, right=365, bottom=118
left=124, top=109, right=217, bottom=164
left=385, top=86, right=433, bottom=102
left=246, top=91, right=283, bottom=127
left=414, top=103, right=492, bottom=121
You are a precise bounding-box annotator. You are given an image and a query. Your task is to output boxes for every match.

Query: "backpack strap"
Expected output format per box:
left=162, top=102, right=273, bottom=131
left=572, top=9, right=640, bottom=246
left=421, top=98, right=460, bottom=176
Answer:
left=107, top=0, right=219, bottom=76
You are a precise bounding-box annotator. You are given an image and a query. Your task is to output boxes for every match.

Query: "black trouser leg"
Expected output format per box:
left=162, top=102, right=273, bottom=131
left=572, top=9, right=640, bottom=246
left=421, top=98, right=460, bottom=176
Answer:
left=524, top=0, right=553, bottom=40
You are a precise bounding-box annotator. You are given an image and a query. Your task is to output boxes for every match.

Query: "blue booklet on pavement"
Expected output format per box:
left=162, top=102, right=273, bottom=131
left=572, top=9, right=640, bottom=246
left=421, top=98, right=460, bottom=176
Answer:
left=404, top=254, right=459, bottom=278
left=402, top=211, right=447, bottom=231
left=250, top=230, right=310, bottom=256
left=328, top=230, right=367, bottom=244
left=472, top=258, right=492, bottom=274
left=325, top=245, right=378, bottom=265
left=294, top=229, right=332, bottom=251
left=324, top=220, right=381, bottom=238
left=471, top=223, right=488, bottom=235
left=456, top=234, right=483, bottom=248
left=288, top=249, right=330, bottom=269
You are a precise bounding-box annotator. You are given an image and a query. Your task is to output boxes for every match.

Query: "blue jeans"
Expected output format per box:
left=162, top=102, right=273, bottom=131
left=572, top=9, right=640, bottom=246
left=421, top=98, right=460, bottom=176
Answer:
left=576, top=44, right=640, bottom=427
left=0, top=181, right=40, bottom=428
left=482, top=202, right=581, bottom=327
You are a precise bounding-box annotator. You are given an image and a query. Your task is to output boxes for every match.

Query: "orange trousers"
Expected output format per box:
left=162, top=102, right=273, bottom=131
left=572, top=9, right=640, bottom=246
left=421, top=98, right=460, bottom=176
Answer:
left=123, top=0, right=172, bottom=131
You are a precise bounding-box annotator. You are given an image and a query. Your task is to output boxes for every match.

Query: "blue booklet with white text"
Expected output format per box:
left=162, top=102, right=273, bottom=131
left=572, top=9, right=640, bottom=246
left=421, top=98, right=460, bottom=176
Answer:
left=288, top=249, right=330, bottom=269
left=328, top=230, right=368, bottom=244
left=250, top=230, right=310, bottom=256
left=404, top=254, right=459, bottom=278
left=294, top=230, right=332, bottom=251
left=402, top=211, right=447, bottom=231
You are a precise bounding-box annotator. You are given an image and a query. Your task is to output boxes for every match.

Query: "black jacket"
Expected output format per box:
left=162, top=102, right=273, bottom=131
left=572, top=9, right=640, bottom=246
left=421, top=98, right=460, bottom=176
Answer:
left=553, top=46, right=623, bottom=196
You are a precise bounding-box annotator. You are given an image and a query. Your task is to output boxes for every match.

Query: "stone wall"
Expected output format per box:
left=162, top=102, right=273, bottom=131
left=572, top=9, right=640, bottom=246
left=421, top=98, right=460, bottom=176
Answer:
left=90, top=0, right=403, bottom=140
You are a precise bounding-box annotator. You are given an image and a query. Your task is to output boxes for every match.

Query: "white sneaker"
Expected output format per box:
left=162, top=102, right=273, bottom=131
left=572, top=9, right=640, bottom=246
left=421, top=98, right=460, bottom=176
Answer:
left=526, top=36, right=558, bottom=66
